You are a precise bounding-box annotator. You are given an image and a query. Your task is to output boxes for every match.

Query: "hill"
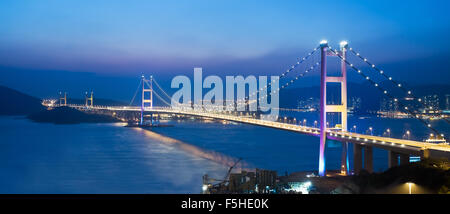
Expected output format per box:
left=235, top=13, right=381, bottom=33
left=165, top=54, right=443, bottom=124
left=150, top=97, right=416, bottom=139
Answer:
left=27, top=106, right=120, bottom=124
left=0, top=85, right=45, bottom=115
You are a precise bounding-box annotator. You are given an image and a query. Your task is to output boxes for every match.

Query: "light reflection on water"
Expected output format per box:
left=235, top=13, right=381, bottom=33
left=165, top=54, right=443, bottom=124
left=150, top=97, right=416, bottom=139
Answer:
left=139, top=128, right=250, bottom=171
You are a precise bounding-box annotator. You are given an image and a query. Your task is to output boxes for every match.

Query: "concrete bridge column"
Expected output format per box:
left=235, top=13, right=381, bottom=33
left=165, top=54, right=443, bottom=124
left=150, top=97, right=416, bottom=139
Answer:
left=422, top=149, right=430, bottom=159
left=364, top=146, right=373, bottom=173
left=341, top=142, right=349, bottom=175
left=388, top=151, right=399, bottom=168
left=399, top=153, right=410, bottom=165
left=353, top=144, right=363, bottom=174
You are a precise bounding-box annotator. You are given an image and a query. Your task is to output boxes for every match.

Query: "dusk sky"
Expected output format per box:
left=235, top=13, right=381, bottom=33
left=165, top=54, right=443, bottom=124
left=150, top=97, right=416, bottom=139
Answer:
left=0, top=0, right=449, bottom=101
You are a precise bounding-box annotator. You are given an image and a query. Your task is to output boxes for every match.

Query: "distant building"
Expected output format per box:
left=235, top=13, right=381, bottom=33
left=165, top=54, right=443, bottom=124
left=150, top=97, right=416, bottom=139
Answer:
left=446, top=94, right=449, bottom=110
left=348, top=97, right=362, bottom=113
left=212, top=169, right=277, bottom=194
left=380, top=98, right=399, bottom=112
left=255, top=169, right=277, bottom=194
left=297, top=97, right=319, bottom=110
left=423, top=94, right=440, bottom=111
left=403, top=95, right=420, bottom=111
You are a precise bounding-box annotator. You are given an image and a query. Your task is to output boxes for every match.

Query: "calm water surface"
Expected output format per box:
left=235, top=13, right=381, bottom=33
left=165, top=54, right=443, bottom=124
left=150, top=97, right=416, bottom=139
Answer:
left=0, top=116, right=227, bottom=193
left=0, top=113, right=448, bottom=193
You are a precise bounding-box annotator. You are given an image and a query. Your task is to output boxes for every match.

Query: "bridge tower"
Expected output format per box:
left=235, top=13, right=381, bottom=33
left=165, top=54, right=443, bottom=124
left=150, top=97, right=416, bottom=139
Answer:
left=85, top=91, right=93, bottom=108
left=59, top=91, right=67, bottom=106
left=318, top=40, right=350, bottom=176
left=140, top=75, right=153, bottom=125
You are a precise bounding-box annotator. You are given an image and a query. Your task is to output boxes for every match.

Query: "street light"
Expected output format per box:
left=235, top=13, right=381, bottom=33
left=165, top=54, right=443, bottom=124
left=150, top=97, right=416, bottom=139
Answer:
left=369, top=127, right=373, bottom=135
left=353, top=125, right=357, bottom=133
left=386, top=128, right=391, bottom=137
left=314, top=120, right=318, bottom=128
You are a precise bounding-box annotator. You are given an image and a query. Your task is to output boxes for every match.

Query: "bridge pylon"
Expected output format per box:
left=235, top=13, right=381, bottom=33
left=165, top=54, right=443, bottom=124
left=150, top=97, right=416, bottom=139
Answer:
left=140, top=75, right=153, bottom=125
left=318, top=40, right=350, bottom=176
left=85, top=91, right=93, bottom=108
left=59, top=91, right=67, bottom=106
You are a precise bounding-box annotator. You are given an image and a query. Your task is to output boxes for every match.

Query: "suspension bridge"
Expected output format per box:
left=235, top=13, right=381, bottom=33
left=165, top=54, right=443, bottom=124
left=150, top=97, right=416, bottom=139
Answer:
left=58, top=40, right=450, bottom=177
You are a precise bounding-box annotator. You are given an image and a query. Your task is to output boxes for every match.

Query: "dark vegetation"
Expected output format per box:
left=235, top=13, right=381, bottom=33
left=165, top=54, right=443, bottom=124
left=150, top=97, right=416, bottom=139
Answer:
left=27, top=106, right=120, bottom=124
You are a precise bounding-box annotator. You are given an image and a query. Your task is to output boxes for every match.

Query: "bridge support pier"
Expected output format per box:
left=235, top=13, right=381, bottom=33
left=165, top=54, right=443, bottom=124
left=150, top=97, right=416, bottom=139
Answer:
left=353, top=144, right=373, bottom=174
left=340, top=142, right=349, bottom=175
left=400, top=153, right=410, bottom=165
left=353, top=144, right=363, bottom=174
left=388, top=151, right=399, bottom=168
left=422, top=149, right=430, bottom=159
left=364, top=146, right=373, bottom=173
left=388, top=151, right=410, bottom=168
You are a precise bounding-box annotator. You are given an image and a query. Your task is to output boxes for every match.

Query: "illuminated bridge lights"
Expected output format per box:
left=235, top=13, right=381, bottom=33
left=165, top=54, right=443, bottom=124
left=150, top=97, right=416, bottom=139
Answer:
left=348, top=46, right=449, bottom=125
left=229, top=47, right=319, bottom=110
left=328, top=48, right=444, bottom=140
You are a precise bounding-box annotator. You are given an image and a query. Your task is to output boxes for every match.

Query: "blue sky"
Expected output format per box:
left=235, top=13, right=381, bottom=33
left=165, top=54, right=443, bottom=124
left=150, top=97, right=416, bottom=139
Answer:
left=0, top=0, right=449, bottom=100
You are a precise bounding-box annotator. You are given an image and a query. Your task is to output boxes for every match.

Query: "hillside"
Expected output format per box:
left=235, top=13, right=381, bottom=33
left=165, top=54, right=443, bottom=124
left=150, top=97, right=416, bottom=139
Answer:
left=353, top=159, right=450, bottom=194
left=27, top=106, right=120, bottom=124
left=0, top=85, right=45, bottom=115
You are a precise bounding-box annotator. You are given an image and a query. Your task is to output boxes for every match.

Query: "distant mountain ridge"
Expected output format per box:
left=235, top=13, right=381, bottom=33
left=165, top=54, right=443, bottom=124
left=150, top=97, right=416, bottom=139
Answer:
left=1, top=82, right=449, bottom=116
